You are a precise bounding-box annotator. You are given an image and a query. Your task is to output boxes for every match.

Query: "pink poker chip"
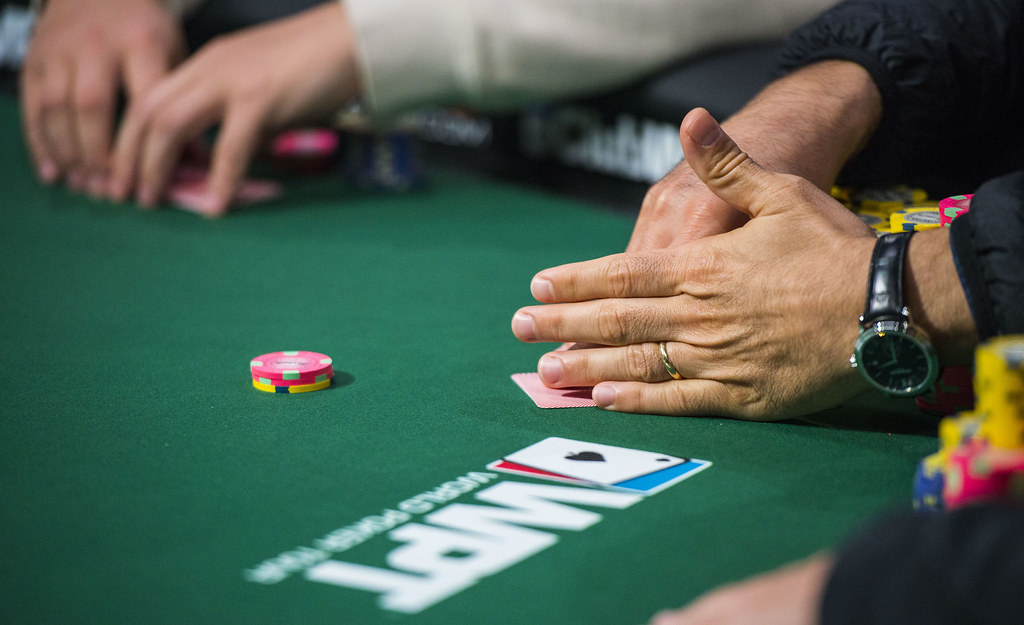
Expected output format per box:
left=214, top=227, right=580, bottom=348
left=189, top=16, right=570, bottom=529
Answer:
left=272, top=129, right=339, bottom=157
left=250, top=351, right=333, bottom=381
left=939, top=194, right=973, bottom=227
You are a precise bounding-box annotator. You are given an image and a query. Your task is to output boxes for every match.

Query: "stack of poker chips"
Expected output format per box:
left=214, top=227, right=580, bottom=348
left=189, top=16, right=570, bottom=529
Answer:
left=912, top=336, right=1024, bottom=511
left=250, top=350, right=334, bottom=394
left=335, top=106, right=424, bottom=191
left=833, top=185, right=936, bottom=235
left=939, top=194, right=973, bottom=227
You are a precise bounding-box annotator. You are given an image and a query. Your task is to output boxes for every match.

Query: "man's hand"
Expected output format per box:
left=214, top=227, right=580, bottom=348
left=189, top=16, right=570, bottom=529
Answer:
left=627, top=157, right=748, bottom=252
left=512, top=108, right=877, bottom=420
left=20, top=0, right=185, bottom=195
left=626, top=60, right=884, bottom=252
left=108, top=2, right=360, bottom=215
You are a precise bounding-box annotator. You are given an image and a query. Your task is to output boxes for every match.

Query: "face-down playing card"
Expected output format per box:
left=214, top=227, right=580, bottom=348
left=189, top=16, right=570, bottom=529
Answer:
left=510, top=373, right=596, bottom=408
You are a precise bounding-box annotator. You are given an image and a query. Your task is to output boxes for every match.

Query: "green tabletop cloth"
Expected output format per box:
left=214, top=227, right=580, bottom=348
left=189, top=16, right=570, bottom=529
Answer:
left=0, top=97, right=937, bottom=625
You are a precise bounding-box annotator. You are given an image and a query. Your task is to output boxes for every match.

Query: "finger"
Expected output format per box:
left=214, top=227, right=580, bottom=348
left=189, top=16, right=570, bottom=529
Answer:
left=132, top=87, right=221, bottom=207
left=200, top=105, right=266, bottom=216
left=72, top=55, right=118, bottom=195
left=38, top=60, right=79, bottom=184
left=529, top=248, right=703, bottom=304
left=512, top=297, right=689, bottom=346
left=590, top=378, right=732, bottom=417
left=109, top=40, right=176, bottom=201
left=537, top=343, right=676, bottom=387
left=679, top=108, right=786, bottom=221
left=19, top=64, right=60, bottom=183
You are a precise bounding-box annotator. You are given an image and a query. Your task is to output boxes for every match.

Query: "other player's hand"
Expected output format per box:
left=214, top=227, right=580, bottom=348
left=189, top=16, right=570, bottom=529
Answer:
left=511, top=108, right=876, bottom=420
left=626, top=151, right=748, bottom=252
left=646, top=553, right=834, bottom=625
left=109, top=2, right=360, bottom=215
left=19, top=0, right=184, bottom=194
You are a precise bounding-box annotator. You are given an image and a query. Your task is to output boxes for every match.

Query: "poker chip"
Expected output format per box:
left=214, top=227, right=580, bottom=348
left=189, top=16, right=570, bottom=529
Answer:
left=251, top=351, right=333, bottom=382
left=253, top=371, right=334, bottom=386
left=975, top=336, right=1024, bottom=448
left=939, top=194, right=973, bottom=227
left=851, top=186, right=928, bottom=214
left=854, top=209, right=890, bottom=234
left=890, top=207, right=941, bottom=232
left=912, top=451, right=945, bottom=512
left=271, top=128, right=340, bottom=175
left=340, top=130, right=424, bottom=190
left=252, top=377, right=334, bottom=394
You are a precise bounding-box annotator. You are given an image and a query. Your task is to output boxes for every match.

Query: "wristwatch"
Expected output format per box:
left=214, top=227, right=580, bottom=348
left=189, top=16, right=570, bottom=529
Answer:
left=850, top=232, right=939, bottom=396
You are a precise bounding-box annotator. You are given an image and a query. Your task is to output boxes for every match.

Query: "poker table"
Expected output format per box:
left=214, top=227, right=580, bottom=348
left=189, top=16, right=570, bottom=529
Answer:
left=0, top=96, right=939, bottom=625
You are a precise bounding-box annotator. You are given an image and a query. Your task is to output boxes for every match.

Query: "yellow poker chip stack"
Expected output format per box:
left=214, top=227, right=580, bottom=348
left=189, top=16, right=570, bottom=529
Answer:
left=839, top=185, right=932, bottom=236
left=975, top=337, right=1024, bottom=450
left=891, top=207, right=942, bottom=232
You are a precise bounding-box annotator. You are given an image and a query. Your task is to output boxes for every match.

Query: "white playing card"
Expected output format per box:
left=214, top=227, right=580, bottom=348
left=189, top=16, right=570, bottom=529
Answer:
left=504, top=437, right=687, bottom=486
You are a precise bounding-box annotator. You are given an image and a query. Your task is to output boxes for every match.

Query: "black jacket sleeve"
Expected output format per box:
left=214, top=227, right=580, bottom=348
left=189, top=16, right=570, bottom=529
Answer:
left=777, top=0, right=1024, bottom=194
left=949, top=171, right=1024, bottom=340
left=821, top=505, right=1024, bottom=624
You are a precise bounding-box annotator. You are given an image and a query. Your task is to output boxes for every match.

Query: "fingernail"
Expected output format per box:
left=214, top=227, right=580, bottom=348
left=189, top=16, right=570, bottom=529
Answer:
left=592, top=384, right=616, bottom=408
left=137, top=187, right=156, bottom=208
left=689, top=113, right=722, bottom=147
left=38, top=161, right=58, bottom=183
left=531, top=276, right=553, bottom=302
left=511, top=311, right=536, bottom=341
left=538, top=355, right=563, bottom=385
left=88, top=175, right=107, bottom=198
left=108, top=178, right=127, bottom=202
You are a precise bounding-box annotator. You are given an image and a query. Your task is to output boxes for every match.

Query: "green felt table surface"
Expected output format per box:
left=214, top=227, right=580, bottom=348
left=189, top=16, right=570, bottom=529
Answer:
left=0, top=97, right=938, bottom=625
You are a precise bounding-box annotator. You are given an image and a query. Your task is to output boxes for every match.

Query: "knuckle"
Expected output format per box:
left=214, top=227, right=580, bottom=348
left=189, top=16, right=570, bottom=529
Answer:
left=625, top=343, right=662, bottom=382
left=594, top=302, right=630, bottom=343
left=74, top=83, right=111, bottom=115
left=603, top=257, right=637, bottom=298
left=706, top=147, right=748, bottom=184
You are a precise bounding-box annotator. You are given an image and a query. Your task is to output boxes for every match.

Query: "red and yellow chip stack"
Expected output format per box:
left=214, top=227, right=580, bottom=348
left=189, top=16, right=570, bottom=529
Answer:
left=250, top=350, right=334, bottom=394
left=935, top=336, right=1024, bottom=510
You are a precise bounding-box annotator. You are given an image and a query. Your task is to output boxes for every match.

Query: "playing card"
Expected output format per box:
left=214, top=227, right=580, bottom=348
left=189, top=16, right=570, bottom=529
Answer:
left=510, top=372, right=596, bottom=408
left=504, top=437, right=687, bottom=486
left=167, top=165, right=282, bottom=216
left=485, top=459, right=592, bottom=487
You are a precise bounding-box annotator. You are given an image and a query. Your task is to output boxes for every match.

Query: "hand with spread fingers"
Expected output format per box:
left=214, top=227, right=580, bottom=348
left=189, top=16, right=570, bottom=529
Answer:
left=107, top=2, right=359, bottom=215
left=19, top=0, right=185, bottom=196
left=511, top=107, right=880, bottom=420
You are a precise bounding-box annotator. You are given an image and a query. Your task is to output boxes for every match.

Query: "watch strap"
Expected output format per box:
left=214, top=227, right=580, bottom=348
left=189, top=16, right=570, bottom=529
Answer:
left=863, top=232, right=913, bottom=323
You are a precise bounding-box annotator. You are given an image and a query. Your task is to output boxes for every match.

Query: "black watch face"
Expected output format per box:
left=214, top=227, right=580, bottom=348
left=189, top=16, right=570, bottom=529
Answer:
left=857, top=330, right=938, bottom=394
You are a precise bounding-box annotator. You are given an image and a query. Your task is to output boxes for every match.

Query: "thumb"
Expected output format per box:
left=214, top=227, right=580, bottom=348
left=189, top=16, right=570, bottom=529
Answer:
left=679, top=107, right=784, bottom=220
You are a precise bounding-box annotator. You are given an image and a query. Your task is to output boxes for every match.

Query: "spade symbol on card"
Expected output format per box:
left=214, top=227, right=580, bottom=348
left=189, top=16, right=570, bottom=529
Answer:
left=565, top=451, right=606, bottom=462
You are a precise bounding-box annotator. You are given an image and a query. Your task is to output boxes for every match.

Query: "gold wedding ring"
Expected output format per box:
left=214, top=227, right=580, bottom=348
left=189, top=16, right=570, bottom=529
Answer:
left=659, top=342, right=682, bottom=380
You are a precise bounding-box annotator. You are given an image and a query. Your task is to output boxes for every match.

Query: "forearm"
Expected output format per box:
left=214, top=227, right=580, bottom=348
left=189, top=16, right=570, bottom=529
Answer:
left=722, top=59, right=882, bottom=190
left=778, top=0, right=1024, bottom=191
left=904, top=230, right=977, bottom=365
left=344, top=0, right=837, bottom=120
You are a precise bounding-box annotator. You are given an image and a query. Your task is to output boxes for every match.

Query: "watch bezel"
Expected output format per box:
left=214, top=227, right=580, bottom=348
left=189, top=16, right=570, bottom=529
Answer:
left=853, top=319, right=940, bottom=397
